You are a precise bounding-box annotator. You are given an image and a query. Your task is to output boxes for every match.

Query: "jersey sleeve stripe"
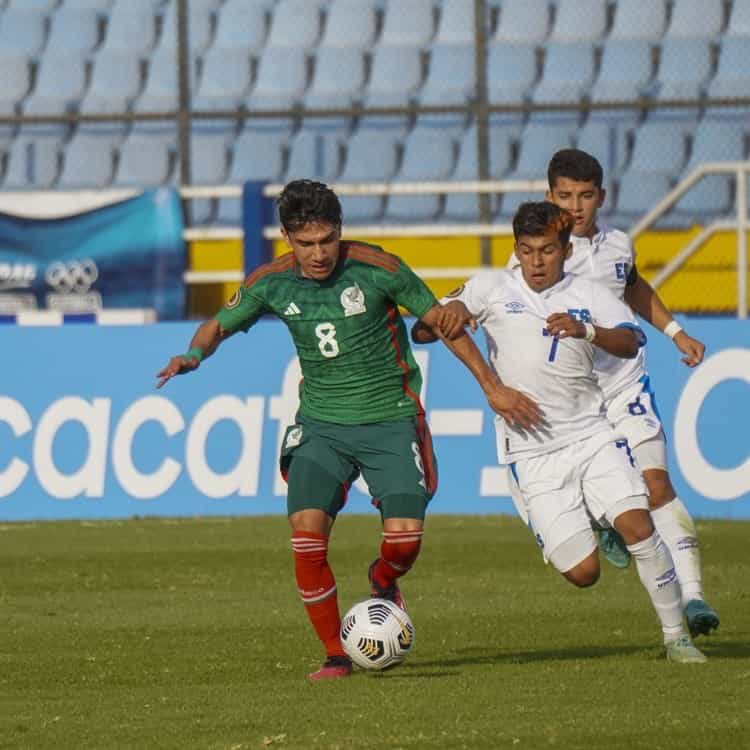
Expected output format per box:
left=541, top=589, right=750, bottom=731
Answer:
left=346, top=243, right=400, bottom=273
left=243, top=253, right=294, bottom=288
left=385, top=303, right=424, bottom=413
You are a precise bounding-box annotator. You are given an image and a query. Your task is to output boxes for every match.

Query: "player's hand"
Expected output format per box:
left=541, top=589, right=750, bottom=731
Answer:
left=155, top=355, right=200, bottom=388
left=545, top=312, right=585, bottom=339
left=486, top=384, right=543, bottom=430
left=437, top=301, right=477, bottom=339
left=673, top=331, right=705, bottom=367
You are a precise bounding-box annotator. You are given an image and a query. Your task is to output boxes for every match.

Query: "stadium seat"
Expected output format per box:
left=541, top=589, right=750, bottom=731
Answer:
left=363, top=45, right=423, bottom=109
left=6, top=0, right=58, bottom=11
left=589, top=40, right=654, bottom=104
left=319, top=0, right=378, bottom=50
left=284, top=127, right=343, bottom=184
left=157, top=2, right=214, bottom=55
left=113, top=134, right=174, bottom=187
left=492, top=0, right=550, bottom=45
left=4, top=131, right=64, bottom=189
left=531, top=42, right=596, bottom=105
left=627, top=120, right=689, bottom=175
left=304, top=47, right=365, bottom=110
left=44, top=8, right=101, bottom=59
left=726, top=1, right=750, bottom=37
left=609, top=0, right=667, bottom=41
left=434, top=0, right=480, bottom=46
left=614, top=171, right=673, bottom=218
left=419, top=44, right=475, bottom=108
left=98, top=5, right=158, bottom=56
left=266, top=0, right=323, bottom=50
left=0, top=9, right=47, bottom=58
left=651, top=39, right=712, bottom=102
left=379, top=0, right=436, bottom=47
left=487, top=42, right=537, bottom=106
left=244, top=47, right=308, bottom=112
left=188, top=130, right=232, bottom=224
left=70, top=0, right=114, bottom=10
left=385, top=127, right=457, bottom=222
left=706, top=38, right=750, bottom=100
left=192, top=48, right=252, bottom=112
left=23, top=55, right=88, bottom=116
left=548, top=0, right=607, bottom=43
left=0, top=57, right=32, bottom=116
left=575, top=116, right=633, bottom=178
left=664, top=0, right=724, bottom=39
left=57, top=132, right=115, bottom=189
left=212, top=1, right=268, bottom=54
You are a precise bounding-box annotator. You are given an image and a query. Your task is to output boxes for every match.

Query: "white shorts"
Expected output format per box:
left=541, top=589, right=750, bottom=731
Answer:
left=605, top=376, right=663, bottom=451
left=510, top=432, right=648, bottom=572
left=631, top=431, right=668, bottom=472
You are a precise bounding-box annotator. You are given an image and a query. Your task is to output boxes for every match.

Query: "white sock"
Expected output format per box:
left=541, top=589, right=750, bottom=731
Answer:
left=650, top=498, right=703, bottom=607
left=627, top=531, right=685, bottom=644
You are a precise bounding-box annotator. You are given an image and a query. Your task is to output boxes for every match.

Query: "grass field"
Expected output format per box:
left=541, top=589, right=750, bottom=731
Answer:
left=1, top=515, right=748, bottom=750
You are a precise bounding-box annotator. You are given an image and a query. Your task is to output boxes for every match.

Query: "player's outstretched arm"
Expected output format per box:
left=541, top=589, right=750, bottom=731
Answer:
left=155, top=317, right=231, bottom=388
left=419, top=304, right=542, bottom=430
left=624, top=273, right=705, bottom=367
left=410, top=301, right=476, bottom=343
left=546, top=312, right=640, bottom=359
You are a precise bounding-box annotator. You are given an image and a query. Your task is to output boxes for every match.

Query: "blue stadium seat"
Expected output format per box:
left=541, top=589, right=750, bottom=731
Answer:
left=385, top=127, right=457, bottom=222
left=57, top=132, right=115, bottom=189
left=532, top=42, right=595, bottom=105
left=244, top=47, right=308, bottom=112
left=6, top=0, right=58, bottom=11
left=379, top=0, right=436, bottom=47
left=98, top=5, right=158, bottom=56
left=589, top=40, right=653, bottom=104
left=0, top=9, right=47, bottom=58
left=319, top=0, right=378, bottom=50
left=627, top=120, right=689, bottom=175
left=726, top=1, right=750, bottom=37
left=664, top=0, right=723, bottom=39
left=305, top=47, right=365, bottom=110
left=23, top=55, right=88, bottom=116
left=0, top=57, right=32, bottom=116
left=69, top=0, right=114, bottom=10
left=192, top=48, right=252, bottom=112
left=266, top=0, right=323, bottom=50
left=188, top=129, right=232, bottom=224
left=4, top=131, right=64, bottom=189
left=44, top=8, right=101, bottom=59
left=113, top=134, right=174, bottom=187
left=651, top=39, right=712, bottom=102
left=609, top=0, right=667, bottom=41
left=363, top=45, right=423, bottom=109
left=706, top=38, right=750, bottom=100
left=487, top=42, right=537, bottom=106
left=419, top=44, right=475, bottom=108
left=434, top=0, right=479, bottom=46
left=492, top=0, right=550, bottom=45
left=212, top=1, right=268, bottom=54
left=157, top=2, right=214, bottom=55
left=548, top=0, right=607, bottom=43
left=284, top=127, right=343, bottom=183
left=575, top=116, right=633, bottom=178
left=614, top=171, right=673, bottom=218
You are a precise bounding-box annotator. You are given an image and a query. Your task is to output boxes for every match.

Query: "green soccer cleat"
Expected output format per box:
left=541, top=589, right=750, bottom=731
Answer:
left=596, top=528, right=631, bottom=569
left=666, top=635, right=708, bottom=664
left=685, top=599, right=720, bottom=638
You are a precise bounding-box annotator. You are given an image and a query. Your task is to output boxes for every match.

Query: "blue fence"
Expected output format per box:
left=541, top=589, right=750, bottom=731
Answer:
left=0, top=317, right=748, bottom=520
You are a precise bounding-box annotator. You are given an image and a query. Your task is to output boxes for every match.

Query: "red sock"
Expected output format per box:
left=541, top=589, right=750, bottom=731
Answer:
left=291, top=531, right=345, bottom=658
left=371, top=530, right=424, bottom=590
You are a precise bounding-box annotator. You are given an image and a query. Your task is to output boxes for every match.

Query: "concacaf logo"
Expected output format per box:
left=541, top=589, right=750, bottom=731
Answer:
left=226, top=289, right=242, bottom=309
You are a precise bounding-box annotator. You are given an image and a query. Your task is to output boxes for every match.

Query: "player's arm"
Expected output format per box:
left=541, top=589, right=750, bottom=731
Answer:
left=419, top=304, right=542, bottom=429
left=545, top=313, right=642, bottom=358
left=623, top=265, right=705, bottom=367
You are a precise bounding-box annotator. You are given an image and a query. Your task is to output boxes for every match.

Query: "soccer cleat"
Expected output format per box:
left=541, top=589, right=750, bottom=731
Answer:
left=596, top=528, right=631, bottom=569
left=666, top=635, right=708, bottom=664
left=368, top=560, right=407, bottom=611
left=685, top=599, right=720, bottom=638
left=307, top=655, right=352, bottom=681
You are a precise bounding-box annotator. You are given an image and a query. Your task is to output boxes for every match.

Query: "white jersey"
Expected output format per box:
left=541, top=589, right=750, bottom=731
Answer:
left=507, top=226, right=646, bottom=401
left=450, top=268, right=644, bottom=462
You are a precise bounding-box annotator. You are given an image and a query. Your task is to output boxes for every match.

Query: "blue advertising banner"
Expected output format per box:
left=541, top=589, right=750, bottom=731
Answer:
left=0, top=189, right=185, bottom=319
left=0, top=317, right=748, bottom=520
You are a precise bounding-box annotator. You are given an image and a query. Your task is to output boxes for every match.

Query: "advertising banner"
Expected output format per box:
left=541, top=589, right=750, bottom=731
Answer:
left=0, top=318, right=747, bottom=520
left=0, top=189, right=185, bottom=319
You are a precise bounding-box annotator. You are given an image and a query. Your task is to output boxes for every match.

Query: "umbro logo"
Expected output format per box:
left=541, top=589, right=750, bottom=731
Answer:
left=505, top=301, right=525, bottom=313
left=283, top=302, right=301, bottom=316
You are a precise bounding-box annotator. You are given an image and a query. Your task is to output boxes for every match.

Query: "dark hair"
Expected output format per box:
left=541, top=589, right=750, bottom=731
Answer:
left=547, top=148, right=603, bottom=190
left=512, top=201, right=574, bottom=247
left=277, top=179, right=342, bottom=231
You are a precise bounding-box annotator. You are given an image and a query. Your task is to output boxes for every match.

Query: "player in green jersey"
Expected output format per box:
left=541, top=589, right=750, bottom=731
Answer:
left=156, top=180, right=541, bottom=680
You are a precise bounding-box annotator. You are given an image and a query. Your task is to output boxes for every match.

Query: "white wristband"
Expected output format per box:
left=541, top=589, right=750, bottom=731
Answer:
left=663, top=320, right=683, bottom=340
left=583, top=322, right=596, bottom=342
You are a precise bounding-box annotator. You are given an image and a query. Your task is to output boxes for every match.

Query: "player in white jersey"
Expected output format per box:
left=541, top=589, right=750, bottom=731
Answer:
left=413, top=201, right=706, bottom=663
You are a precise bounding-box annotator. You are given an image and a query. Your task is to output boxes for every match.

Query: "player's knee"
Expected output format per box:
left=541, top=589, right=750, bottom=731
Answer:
left=613, top=508, right=654, bottom=545
left=643, top=470, right=676, bottom=508
left=562, top=553, right=600, bottom=588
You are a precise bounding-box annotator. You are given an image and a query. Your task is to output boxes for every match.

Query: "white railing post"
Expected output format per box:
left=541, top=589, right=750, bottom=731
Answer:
left=737, top=166, right=748, bottom=320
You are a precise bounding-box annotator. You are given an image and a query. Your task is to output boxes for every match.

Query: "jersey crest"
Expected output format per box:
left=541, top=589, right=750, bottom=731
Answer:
left=340, top=283, right=367, bottom=317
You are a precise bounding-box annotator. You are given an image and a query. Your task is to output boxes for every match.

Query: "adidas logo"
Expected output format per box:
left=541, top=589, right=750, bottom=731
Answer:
left=283, top=302, right=301, bottom=316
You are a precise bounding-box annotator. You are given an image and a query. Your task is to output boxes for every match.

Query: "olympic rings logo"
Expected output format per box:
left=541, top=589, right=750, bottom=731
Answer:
left=45, top=260, right=99, bottom=293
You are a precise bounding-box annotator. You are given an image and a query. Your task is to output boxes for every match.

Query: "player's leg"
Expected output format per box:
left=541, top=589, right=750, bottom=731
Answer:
left=281, top=420, right=359, bottom=679
left=359, top=417, right=436, bottom=611
left=634, top=434, right=719, bottom=636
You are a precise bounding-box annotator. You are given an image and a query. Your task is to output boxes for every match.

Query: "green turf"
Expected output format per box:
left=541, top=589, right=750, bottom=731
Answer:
left=1, top=515, right=747, bottom=750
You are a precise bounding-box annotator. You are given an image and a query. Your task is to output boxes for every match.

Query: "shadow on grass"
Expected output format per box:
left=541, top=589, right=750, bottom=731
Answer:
left=698, top=638, right=750, bottom=659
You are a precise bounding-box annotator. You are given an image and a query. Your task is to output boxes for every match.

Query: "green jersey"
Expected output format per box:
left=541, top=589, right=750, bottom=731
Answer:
left=215, top=241, right=437, bottom=424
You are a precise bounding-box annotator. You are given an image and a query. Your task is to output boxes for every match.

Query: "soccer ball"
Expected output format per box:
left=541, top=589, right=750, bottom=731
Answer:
left=340, top=598, right=415, bottom=670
